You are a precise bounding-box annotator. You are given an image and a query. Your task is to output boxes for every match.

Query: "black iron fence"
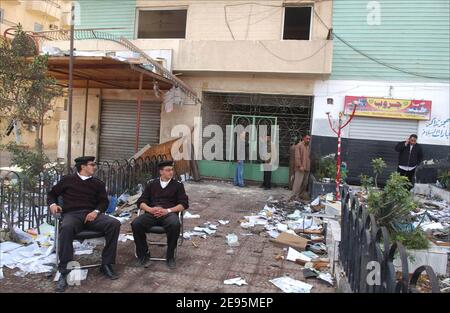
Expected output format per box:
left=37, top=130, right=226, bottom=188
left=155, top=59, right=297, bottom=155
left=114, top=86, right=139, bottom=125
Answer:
left=339, top=186, right=441, bottom=293
left=0, top=155, right=170, bottom=232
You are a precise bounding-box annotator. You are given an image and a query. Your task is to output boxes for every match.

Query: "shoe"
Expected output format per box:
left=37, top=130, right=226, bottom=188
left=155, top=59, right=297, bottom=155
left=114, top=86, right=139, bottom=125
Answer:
left=166, top=258, right=176, bottom=269
left=100, top=264, right=119, bottom=280
left=55, top=273, right=68, bottom=293
left=136, top=254, right=150, bottom=268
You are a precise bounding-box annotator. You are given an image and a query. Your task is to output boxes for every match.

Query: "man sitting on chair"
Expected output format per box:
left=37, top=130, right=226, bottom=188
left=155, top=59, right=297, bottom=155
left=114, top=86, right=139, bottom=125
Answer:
left=47, top=156, right=121, bottom=292
left=132, top=160, right=189, bottom=269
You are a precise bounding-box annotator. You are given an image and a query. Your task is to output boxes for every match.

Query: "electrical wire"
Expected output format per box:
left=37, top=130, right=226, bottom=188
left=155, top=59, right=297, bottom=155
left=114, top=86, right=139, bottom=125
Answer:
left=223, top=1, right=449, bottom=81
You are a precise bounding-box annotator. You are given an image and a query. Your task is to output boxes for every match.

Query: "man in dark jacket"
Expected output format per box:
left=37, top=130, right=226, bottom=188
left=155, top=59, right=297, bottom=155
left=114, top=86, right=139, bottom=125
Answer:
left=395, top=134, right=424, bottom=187
left=47, top=156, right=121, bottom=293
left=131, top=160, right=189, bottom=269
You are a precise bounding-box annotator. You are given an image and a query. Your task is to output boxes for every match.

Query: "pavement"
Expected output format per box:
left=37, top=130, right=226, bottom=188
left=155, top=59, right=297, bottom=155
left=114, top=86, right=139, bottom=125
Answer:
left=0, top=180, right=336, bottom=293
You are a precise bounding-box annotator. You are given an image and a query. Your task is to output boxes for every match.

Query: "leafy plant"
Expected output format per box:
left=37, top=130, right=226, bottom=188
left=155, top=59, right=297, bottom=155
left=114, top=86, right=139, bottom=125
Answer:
left=367, top=172, right=428, bottom=249
left=315, top=156, right=335, bottom=181
left=359, top=174, right=374, bottom=191
left=371, top=157, right=387, bottom=188
left=391, top=230, right=429, bottom=250
left=0, top=25, right=62, bottom=153
left=437, top=169, right=450, bottom=191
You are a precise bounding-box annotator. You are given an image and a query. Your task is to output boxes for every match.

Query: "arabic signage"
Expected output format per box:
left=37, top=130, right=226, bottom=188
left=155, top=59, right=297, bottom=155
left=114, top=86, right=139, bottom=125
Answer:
left=344, top=96, right=432, bottom=120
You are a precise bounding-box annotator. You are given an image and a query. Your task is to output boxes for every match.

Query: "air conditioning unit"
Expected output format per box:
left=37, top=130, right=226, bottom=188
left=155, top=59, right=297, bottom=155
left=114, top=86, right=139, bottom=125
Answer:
left=49, top=24, right=59, bottom=30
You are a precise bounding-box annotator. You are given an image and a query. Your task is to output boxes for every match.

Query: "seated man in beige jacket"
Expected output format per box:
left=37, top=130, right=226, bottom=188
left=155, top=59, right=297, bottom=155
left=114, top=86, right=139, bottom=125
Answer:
left=291, top=134, right=311, bottom=200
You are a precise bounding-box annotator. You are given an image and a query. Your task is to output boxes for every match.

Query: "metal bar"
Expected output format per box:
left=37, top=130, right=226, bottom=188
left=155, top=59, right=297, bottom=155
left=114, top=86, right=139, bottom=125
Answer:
left=135, top=73, right=143, bottom=153
left=82, top=80, right=90, bottom=156
left=66, top=3, right=75, bottom=171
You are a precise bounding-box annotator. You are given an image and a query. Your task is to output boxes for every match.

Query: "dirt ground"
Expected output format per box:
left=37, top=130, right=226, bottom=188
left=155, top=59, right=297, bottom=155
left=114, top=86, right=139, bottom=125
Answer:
left=0, top=180, right=336, bottom=293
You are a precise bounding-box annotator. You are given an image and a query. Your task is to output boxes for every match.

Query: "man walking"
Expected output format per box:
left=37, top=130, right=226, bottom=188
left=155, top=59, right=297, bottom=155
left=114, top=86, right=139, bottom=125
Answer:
left=395, top=134, right=423, bottom=187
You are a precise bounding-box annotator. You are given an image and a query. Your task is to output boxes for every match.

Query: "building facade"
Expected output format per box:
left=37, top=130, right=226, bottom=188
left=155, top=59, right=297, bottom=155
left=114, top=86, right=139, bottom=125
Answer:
left=3, top=0, right=448, bottom=185
left=312, top=0, right=450, bottom=184
left=44, top=0, right=334, bottom=184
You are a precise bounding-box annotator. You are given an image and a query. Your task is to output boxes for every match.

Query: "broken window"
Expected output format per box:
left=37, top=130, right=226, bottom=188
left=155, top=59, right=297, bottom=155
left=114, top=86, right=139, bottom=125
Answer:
left=137, top=9, right=187, bottom=39
left=283, top=6, right=312, bottom=40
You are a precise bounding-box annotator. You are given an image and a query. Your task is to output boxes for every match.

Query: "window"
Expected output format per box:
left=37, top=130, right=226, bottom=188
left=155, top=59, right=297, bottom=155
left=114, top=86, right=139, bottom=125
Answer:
left=137, top=9, right=187, bottom=39
left=283, top=6, right=312, bottom=40
left=34, top=22, right=43, bottom=32
left=0, top=9, right=4, bottom=24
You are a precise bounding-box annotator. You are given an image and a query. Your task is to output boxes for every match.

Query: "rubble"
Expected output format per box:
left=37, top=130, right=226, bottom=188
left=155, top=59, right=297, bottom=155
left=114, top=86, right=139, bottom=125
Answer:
left=235, top=195, right=336, bottom=290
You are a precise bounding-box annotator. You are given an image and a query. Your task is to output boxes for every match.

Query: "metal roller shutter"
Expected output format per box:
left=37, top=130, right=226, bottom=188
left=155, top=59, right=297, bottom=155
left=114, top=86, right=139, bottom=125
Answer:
left=349, top=117, right=418, bottom=142
left=99, top=100, right=161, bottom=162
left=346, top=117, right=419, bottom=183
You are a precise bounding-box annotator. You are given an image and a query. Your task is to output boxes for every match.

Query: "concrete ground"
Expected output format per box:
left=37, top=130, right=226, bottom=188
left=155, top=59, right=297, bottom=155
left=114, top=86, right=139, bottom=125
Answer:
left=0, top=180, right=336, bottom=293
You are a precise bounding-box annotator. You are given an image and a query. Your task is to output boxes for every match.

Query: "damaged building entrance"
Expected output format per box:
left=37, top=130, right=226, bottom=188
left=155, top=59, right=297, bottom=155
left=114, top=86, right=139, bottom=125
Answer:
left=98, top=100, right=161, bottom=162
left=199, top=92, right=313, bottom=185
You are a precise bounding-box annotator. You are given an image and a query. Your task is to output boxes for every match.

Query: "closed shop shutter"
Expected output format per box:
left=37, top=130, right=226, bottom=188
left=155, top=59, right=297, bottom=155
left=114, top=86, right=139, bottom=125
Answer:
left=349, top=117, right=418, bottom=141
left=346, top=117, right=419, bottom=183
left=98, top=100, right=161, bottom=162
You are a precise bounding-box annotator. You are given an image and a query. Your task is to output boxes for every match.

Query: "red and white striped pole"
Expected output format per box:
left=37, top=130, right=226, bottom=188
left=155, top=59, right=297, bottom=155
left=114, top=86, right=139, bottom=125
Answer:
left=327, top=105, right=357, bottom=201
left=335, top=115, right=343, bottom=200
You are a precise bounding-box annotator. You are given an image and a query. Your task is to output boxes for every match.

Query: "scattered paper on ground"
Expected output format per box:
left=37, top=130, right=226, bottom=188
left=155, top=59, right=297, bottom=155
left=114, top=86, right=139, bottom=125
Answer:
left=270, top=276, right=313, bottom=293
left=224, top=277, right=248, bottom=286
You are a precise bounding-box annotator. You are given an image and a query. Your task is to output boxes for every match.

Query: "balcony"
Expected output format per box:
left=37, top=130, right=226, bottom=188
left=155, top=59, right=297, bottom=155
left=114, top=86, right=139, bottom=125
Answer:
left=175, top=40, right=333, bottom=75
left=26, top=0, right=62, bottom=22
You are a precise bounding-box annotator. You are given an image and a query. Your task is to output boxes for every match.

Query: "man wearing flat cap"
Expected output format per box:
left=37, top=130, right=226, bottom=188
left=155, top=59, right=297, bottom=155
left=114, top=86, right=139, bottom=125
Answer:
left=47, top=156, right=121, bottom=292
left=132, top=160, right=189, bottom=269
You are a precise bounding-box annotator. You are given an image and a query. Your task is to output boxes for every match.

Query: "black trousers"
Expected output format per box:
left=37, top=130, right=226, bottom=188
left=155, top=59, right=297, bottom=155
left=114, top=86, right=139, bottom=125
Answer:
left=397, top=167, right=416, bottom=187
left=131, top=212, right=180, bottom=260
left=58, top=210, right=121, bottom=274
left=263, top=170, right=272, bottom=189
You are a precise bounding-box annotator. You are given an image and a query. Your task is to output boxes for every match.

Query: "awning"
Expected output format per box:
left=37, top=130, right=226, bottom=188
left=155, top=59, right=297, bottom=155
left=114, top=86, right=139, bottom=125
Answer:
left=46, top=56, right=174, bottom=90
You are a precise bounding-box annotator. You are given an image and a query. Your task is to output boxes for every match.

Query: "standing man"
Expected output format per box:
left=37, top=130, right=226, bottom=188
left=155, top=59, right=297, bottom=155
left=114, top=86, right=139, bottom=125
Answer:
left=131, top=160, right=189, bottom=269
left=260, top=135, right=274, bottom=190
left=291, top=134, right=311, bottom=200
left=47, top=156, right=121, bottom=293
left=395, top=134, right=423, bottom=187
left=234, top=130, right=246, bottom=187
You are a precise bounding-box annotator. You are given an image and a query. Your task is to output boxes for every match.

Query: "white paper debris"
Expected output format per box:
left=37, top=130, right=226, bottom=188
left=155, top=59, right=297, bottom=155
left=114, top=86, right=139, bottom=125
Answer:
left=286, top=247, right=312, bottom=262
left=311, top=197, right=320, bottom=206
left=270, top=276, right=313, bottom=293
left=54, top=269, right=88, bottom=283
left=224, top=277, right=248, bottom=286
left=0, top=268, right=3, bottom=280
left=420, top=222, right=444, bottom=231
left=184, top=211, right=200, bottom=219
left=0, top=241, right=22, bottom=253
left=277, top=223, right=289, bottom=232
left=218, top=220, right=229, bottom=225
left=287, top=210, right=302, bottom=220
left=318, top=272, right=334, bottom=285
left=267, top=230, right=280, bottom=238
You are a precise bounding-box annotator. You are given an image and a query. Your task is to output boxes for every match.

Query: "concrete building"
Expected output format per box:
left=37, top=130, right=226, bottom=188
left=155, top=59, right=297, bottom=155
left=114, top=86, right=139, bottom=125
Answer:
left=2, top=0, right=448, bottom=185
left=312, top=0, right=450, bottom=184
left=34, top=0, right=333, bottom=185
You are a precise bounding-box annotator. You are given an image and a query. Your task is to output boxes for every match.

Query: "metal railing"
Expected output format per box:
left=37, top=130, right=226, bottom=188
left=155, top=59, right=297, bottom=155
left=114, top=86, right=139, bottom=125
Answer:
left=339, top=185, right=441, bottom=293
left=0, top=155, right=171, bottom=232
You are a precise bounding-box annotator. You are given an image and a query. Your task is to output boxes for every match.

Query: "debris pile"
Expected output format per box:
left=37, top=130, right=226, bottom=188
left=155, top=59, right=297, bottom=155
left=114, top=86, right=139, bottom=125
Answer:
left=235, top=196, right=338, bottom=292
